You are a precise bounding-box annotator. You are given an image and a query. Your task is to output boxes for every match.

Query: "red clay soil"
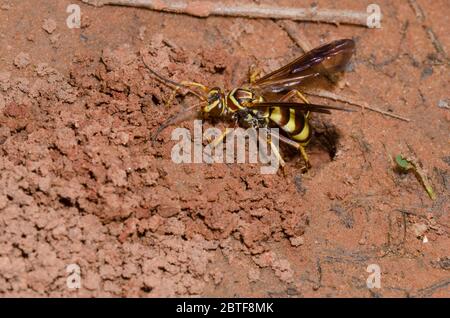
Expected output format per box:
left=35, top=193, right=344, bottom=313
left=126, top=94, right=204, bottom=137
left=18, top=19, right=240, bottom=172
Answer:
left=0, top=0, right=449, bottom=297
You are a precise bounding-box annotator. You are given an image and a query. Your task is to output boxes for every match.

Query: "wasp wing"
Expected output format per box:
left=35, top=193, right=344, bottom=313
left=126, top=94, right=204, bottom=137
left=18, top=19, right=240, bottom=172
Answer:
left=251, top=101, right=355, bottom=114
left=252, top=39, right=355, bottom=94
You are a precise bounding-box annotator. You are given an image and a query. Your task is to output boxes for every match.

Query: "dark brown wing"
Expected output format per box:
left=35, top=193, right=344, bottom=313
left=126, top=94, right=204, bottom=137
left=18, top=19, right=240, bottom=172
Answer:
left=251, top=101, right=355, bottom=114
left=252, top=39, right=355, bottom=94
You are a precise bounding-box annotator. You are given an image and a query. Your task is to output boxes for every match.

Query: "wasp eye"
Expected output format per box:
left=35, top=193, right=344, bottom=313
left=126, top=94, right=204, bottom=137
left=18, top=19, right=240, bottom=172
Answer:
left=207, top=91, right=220, bottom=104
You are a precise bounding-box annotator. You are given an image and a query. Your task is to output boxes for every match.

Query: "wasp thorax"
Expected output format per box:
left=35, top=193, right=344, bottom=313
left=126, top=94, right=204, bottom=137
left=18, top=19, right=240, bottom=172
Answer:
left=203, top=87, right=225, bottom=117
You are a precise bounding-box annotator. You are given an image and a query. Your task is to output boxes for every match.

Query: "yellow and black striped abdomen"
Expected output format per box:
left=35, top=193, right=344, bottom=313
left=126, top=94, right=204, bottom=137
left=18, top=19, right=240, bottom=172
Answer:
left=269, top=107, right=312, bottom=145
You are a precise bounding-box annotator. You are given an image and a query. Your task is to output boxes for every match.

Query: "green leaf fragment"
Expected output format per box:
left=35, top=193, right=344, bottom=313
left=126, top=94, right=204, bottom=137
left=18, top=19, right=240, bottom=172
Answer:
left=395, top=155, right=412, bottom=170
left=395, top=154, right=436, bottom=200
left=424, top=183, right=436, bottom=200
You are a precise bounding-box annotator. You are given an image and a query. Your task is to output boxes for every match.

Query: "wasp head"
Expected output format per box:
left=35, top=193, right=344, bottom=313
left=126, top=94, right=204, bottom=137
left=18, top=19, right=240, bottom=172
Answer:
left=202, top=87, right=226, bottom=117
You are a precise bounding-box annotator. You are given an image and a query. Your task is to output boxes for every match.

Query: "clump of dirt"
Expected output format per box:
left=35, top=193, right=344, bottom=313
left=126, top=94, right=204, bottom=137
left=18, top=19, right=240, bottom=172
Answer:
left=0, top=35, right=312, bottom=296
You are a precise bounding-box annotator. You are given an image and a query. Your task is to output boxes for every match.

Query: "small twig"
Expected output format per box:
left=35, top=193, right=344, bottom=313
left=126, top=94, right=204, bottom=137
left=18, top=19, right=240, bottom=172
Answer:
left=81, top=0, right=372, bottom=26
left=416, top=278, right=450, bottom=297
left=407, top=0, right=449, bottom=62
left=312, top=258, right=322, bottom=291
left=407, top=0, right=425, bottom=22
left=277, top=20, right=313, bottom=53
left=396, top=209, right=427, bottom=219
left=424, top=27, right=449, bottom=62
left=305, top=88, right=411, bottom=122
left=395, top=154, right=437, bottom=200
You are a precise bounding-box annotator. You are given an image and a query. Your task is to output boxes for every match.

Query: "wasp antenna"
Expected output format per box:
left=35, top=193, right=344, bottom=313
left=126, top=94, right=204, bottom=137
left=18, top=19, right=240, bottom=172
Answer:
left=142, top=58, right=207, bottom=102
left=142, top=60, right=186, bottom=89
left=151, top=101, right=207, bottom=144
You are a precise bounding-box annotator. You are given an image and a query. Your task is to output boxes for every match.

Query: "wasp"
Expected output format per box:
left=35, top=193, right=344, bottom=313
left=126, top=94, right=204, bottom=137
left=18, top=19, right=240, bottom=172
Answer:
left=145, top=39, right=355, bottom=170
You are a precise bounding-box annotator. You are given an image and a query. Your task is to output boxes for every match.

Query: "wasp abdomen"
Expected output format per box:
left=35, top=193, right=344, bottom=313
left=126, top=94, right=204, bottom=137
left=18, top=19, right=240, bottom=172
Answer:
left=269, top=107, right=311, bottom=145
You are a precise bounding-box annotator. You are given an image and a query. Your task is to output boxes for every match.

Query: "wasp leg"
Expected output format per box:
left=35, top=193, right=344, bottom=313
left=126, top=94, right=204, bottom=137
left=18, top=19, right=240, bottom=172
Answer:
left=279, top=89, right=310, bottom=104
left=269, top=138, right=286, bottom=171
left=180, top=81, right=209, bottom=92
left=165, top=86, right=181, bottom=108
left=248, top=64, right=262, bottom=84
left=270, top=132, right=311, bottom=171
left=294, top=90, right=310, bottom=104
left=264, top=133, right=286, bottom=174
left=205, top=128, right=233, bottom=148
left=298, top=144, right=311, bottom=171
left=165, top=81, right=210, bottom=107
left=279, top=90, right=297, bottom=102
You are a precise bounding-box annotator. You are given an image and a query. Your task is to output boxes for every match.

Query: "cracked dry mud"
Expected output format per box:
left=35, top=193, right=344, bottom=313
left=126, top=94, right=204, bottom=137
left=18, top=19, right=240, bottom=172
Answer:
left=0, top=0, right=449, bottom=297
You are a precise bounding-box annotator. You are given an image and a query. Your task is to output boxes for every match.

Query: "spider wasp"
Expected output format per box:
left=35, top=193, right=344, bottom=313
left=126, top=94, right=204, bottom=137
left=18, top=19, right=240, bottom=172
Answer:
left=145, top=39, right=355, bottom=170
